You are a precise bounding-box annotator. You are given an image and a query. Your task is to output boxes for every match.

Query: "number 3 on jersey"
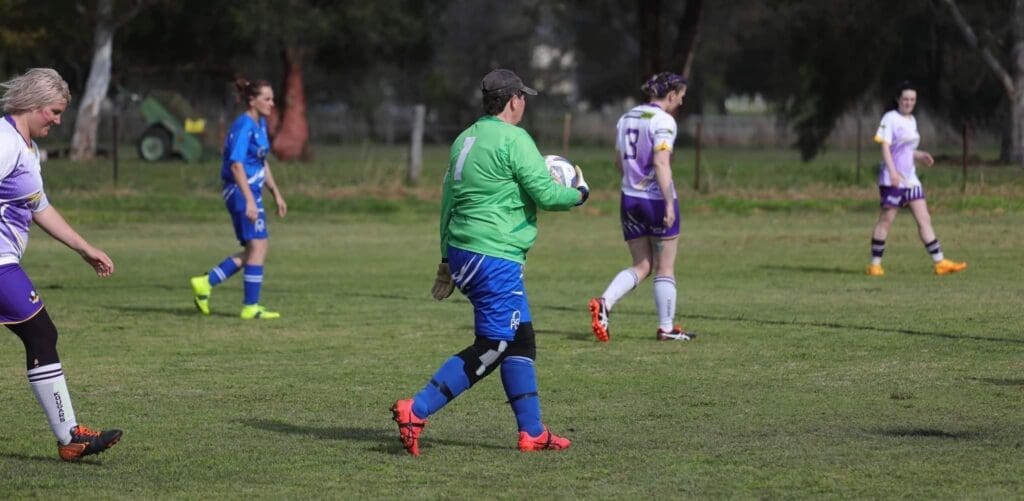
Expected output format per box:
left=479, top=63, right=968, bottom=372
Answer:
left=452, top=136, right=477, bottom=181
left=623, top=128, right=640, bottom=160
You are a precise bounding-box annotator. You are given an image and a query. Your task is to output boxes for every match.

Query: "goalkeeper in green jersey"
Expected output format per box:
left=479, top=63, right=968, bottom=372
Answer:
left=391, top=69, right=589, bottom=456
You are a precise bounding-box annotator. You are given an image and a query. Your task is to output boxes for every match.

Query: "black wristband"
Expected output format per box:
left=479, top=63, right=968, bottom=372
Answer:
left=575, top=186, right=590, bottom=206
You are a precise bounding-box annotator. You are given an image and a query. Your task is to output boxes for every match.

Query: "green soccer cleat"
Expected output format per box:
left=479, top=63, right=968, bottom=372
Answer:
left=190, top=275, right=211, bottom=315
left=240, top=304, right=281, bottom=320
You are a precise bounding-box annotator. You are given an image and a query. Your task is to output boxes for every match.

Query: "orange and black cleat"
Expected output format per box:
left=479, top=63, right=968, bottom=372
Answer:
left=58, top=424, right=123, bottom=462
left=391, top=399, right=427, bottom=456
left=588, top=297, right=610, bottom=342
left=657, top=325, right=697, bottom=341
left=518, top=426, right=571, bottom=452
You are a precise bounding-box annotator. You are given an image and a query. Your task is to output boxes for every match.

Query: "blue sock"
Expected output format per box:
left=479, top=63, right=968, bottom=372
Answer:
left=500, top=356, right=543, bottom=436
left=412, top=356, right=471, bottom=419
left=208, top=257, right=241, bottom=287
left=243, top=265, right=263, bottom=305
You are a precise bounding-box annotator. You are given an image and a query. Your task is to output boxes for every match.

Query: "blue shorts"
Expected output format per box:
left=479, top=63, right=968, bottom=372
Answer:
left=228, top=202, right=268, bottom=245
left=0, top=264, right=44, bottom=324
left=879, top=185, right=925, bottom=208
left=448, top=246, right=531, bottom=341
left=620, top=193, right=681, bottom=240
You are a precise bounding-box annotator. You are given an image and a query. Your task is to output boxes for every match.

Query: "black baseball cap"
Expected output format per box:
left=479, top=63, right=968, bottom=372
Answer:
left=481, top=69, right=538, bottom=96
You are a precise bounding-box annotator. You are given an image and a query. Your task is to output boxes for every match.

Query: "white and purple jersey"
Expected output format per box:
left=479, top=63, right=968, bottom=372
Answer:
left=0, top=116, right=50, bottom=266
left=874, top=110, right=921, bottom=188
left=615, top=103, right=678, bottom=200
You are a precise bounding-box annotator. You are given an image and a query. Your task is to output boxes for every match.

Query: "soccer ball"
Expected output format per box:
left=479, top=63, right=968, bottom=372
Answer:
left=544, top=155, right=578, bottom=187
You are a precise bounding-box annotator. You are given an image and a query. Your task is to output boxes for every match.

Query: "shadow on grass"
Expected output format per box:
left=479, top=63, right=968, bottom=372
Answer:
left=333, top=293, right=1024, bottom=345
left=238, top=418, right=508, bottom=454
left=110, top=305, right=237, bottom=318
left=542, top=305, right=1024, bottom=346
left=0, top=451, right=104, bottom=465
left=759, top=264, right=862, bottom=275
left=872, top=427, right=979, bottom=440
left=973, top=377, right=1024, bottom=386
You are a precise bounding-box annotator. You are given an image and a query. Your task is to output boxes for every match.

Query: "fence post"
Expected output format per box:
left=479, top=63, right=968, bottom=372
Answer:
left=961, top=122, right=968, bottom=194
left=693, top=118, right=702, bottom=191
left=855, top=114, right=862, bottom=185
left=111, top=111, right=119, bottom=187
left=408, top=104, right=425, bottom=185
left=561, top=112, right=572, bottom=156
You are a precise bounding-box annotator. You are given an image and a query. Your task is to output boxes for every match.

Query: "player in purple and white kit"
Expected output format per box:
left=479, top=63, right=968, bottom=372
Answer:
left=0, top=68, right=122, bottom=461
left=866, top=82, right=967, bottom=276
left=589, top=72, right=696, bottom=342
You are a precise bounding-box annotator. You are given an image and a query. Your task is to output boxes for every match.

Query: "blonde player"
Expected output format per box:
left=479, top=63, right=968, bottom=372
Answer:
left=866, top=82, right=967, bottom=276
left=0, top=68, right=122, bottom=461
left=589, top=72, right=696, bottom=342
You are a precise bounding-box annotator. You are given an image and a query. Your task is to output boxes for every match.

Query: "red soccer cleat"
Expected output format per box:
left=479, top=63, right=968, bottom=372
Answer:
left=588, top=297, right=610, bottom=342
left=391, top=399, right=427, bottom=456
left=518, top=426, right=571, bottom=452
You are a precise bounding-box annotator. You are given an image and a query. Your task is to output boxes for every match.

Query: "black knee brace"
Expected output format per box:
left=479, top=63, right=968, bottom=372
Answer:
left=455, top=322, right=538, bottom=387
left=6, top=308, right=60, bottom=370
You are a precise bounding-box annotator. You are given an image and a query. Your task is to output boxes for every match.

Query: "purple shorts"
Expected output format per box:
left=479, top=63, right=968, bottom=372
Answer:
left=0, top=264, right=44, bottom=324
left=620, top=193, right=681, bottom=240
left=879, top=185, right=925, bottom=208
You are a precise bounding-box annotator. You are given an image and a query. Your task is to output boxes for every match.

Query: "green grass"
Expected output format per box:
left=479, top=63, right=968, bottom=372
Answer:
left=0, top=145, right=1021, bottom=497
left=1, top=208, right=1022, bottom=498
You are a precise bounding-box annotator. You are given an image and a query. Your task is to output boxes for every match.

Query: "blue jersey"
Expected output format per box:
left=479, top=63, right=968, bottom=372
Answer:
left=221, top=114, right=270, bottom=211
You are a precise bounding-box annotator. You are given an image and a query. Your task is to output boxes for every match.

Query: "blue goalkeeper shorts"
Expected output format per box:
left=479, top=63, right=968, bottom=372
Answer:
left=447, top=246, right=531, bottom=341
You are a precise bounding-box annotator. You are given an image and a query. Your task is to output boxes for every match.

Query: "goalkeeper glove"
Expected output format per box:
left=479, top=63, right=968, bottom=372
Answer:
left=574, top=165, right=590, bottom=205
left=431, top=261, right=455, bottom=300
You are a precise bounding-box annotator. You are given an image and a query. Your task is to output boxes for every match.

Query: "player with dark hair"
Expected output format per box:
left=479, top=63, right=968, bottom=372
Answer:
left=391, top=69, right=590, bottom=456
left=866, top=82, right=967, bottom=276
left=589, top=72, right=696, bottom=342
left=191, top=79, right=287, bottom=319
left=0, top=68, right=122, bottom=461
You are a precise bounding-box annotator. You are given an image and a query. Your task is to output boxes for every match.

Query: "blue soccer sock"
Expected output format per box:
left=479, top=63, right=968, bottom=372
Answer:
left=412, top=356, right=471, bottom=419
left=500, top=356, right=543, bottom=436
left=243, top=265, right=263, bottom=305
left=208, top=257, right=241, bottom=287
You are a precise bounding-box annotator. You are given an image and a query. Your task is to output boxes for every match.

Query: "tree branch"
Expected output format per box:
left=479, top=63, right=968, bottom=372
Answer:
left=939, top=0, right=1016, bottom=97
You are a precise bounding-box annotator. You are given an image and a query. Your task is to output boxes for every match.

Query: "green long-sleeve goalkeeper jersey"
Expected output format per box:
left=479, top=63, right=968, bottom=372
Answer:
left=439, top=115, right=581, bottom=264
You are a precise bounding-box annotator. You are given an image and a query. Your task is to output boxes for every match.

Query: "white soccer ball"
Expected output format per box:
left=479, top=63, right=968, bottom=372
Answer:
left=544, top=155, right=577, bottom=187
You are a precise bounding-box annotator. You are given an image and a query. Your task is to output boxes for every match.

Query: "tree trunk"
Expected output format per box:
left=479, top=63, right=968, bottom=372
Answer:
left=638, top=0, right=662, bottom=82
left=270, top=44, right=310, bottom=162
left=1009, top=0, right=1024, bottom=163
left=671, top=0, right=704, bottom=80
left=70, top=0, right=114, bottom=162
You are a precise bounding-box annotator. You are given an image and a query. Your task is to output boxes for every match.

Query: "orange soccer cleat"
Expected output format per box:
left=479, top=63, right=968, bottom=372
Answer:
left=933, top=259, right=967, bottom=276
left=588, top=297, right=610, bottom=342
left=656, top=325, right=697, bottom=341
left=58, top=424, right=123, bottom=462
left=518, top=426, right=571, bottom=452
left=391, top=399, right=427, bottom=456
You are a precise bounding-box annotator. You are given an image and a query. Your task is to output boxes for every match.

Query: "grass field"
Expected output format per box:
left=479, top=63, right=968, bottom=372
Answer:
left=1, top=146, right=1022, bottom=498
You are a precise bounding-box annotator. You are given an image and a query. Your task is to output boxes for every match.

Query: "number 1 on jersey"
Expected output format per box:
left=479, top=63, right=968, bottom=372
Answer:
left=453, top=136, right=477, bottom=181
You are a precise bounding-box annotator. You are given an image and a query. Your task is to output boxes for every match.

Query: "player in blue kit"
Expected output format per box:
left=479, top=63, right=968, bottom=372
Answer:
left=1, top=68, right=122, bottom=461
left=191, top=79, right=287, bottom=319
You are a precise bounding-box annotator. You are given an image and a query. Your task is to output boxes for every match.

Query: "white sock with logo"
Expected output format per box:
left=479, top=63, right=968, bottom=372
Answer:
left=602, top=269, right=639, bottom=310
left=28, top=363, right=77, bottom=445
left=653, top=276, right=677, bottom=332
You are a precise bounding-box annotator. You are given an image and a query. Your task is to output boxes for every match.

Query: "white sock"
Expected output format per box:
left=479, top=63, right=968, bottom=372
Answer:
left=28, top=363, right=77, bottom=445
left=653, top=276, right=676, bottom=331
left=601, top=269, right=639, bottom=310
